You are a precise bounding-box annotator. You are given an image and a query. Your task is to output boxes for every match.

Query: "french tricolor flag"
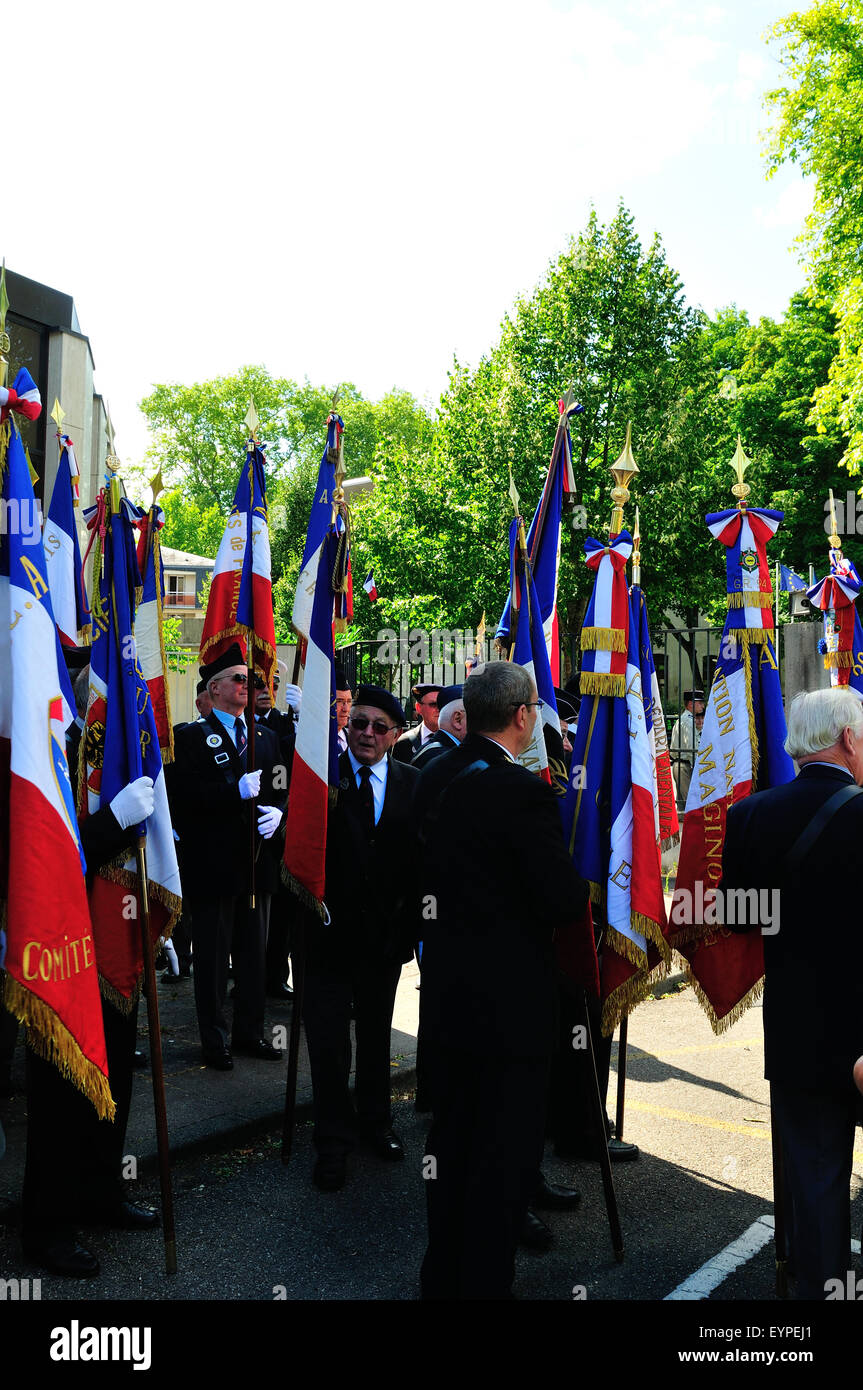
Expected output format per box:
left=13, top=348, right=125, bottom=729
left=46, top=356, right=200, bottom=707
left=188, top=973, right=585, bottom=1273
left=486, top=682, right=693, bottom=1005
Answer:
left=199, top=441, right=277, bottom=690
left=363, top=570, right=378, bottom=603
left=43, top=432, right=89, bottom=647
left=0, top=366, right=42, bottom=424
left=283, top=528, right=341, bottom=915
left=134, top=504, right=173, bottom=760
left=292, top=413, right=343, bottom=640
left=0, top=423, right=114, bottom=1119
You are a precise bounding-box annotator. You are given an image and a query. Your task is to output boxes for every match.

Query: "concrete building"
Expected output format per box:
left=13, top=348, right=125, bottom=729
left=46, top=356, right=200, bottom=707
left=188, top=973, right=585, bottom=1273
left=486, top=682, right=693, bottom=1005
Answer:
left=5, top=268, right=109, bottom=513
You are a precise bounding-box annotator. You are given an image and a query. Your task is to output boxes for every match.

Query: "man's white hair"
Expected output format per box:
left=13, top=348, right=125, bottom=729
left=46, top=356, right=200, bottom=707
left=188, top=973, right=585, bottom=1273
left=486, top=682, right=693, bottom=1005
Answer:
left=438, top=699, right=465, bottom=733
left=784, top=687, right=863, bottom=760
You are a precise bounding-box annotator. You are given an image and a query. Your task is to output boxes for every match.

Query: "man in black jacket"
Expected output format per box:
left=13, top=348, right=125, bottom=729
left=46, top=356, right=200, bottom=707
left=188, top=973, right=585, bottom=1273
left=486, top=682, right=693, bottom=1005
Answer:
left=720, top=685, right=863, bottom=1300
left=166, top=644, right=287, bottom=1069
left=416, top=662, right=589, bottom=1300
left=304, top=685, right=419, bottom=1192
left=392, top=682, right=442, bottom=763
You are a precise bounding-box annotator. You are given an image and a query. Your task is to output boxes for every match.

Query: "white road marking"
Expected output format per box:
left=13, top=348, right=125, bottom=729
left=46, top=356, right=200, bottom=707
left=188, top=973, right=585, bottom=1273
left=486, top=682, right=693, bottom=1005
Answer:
left=666, top=1220, right=862, bottom=1300
left=665, top=1216, right=775, bottom=1300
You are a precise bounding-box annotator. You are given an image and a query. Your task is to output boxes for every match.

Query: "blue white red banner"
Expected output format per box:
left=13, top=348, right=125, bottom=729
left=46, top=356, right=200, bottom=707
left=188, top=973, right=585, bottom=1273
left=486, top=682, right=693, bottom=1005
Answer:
left=80, top=492, right=181, bottom=1008
left=283, top=528, right=341, bottom=914
left=292, top=413, right=343, bottom=641
left=0, top=421, right=113, bottom=1118
left=43, top=431, right=89, bottom=647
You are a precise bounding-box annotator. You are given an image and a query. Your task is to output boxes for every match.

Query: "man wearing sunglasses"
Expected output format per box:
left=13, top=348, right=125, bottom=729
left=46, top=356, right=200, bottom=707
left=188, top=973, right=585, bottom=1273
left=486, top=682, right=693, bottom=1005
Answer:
left=166, top=643, right=288, bottom=1070
left=303, top=684, right=420, bottom=1192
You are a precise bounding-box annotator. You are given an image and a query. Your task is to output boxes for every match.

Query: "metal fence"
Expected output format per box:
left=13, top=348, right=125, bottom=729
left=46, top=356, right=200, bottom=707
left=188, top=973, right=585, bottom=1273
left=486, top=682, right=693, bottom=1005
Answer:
left=336, top=637, right=505, bottom=724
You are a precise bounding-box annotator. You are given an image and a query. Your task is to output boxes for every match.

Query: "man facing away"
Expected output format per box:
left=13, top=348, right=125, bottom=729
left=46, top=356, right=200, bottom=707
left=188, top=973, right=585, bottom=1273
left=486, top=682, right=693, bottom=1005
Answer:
left=415, top=662, right=589, bottom=1299
left=720, top=686, right=863, bottom=1300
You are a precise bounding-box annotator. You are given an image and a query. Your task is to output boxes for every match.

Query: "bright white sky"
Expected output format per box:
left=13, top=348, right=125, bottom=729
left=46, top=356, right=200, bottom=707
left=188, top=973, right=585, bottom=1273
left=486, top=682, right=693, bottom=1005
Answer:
left=5, top=0, right=808, bottom=469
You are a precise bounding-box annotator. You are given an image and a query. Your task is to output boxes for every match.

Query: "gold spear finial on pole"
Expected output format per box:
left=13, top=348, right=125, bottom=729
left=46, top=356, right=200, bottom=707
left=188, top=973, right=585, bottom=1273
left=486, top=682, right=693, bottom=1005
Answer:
left=632, top=506, right=642, bottom=587
left=244, top=397, right=259, bottom=451
left=149, top=468, right=164, bottom=505
left=828, top=487, right=841, bottom=550
left=104, top=407, right=122, bottom=511
left=508, top=465, right=520, bottom=520
left=730, top=435, right=751, bottom=506
left=51, top=397, right=66, bottom=435
left=609, top=421, right=639, bottom=535
left=0, top=260, right=9, bottom=393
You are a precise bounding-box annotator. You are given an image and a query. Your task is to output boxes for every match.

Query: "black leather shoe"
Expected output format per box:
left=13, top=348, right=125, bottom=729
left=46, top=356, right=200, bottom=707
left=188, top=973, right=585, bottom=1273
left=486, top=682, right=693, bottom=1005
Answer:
left=84, top=1200, right=160, bottom=1231
left=267, top=981, right=293, bottom=1000
left=533, top=1174, right=582, bottom=1211
left=313, top=1154, right=347, bottom=1191
left=367, top=1129, right=404, bottom=1160
left=607, top=1138, right=639, bottom=1162
left=203, top=1046, right=234, bottom=1071
left=233, top=1038, right=282, bottom=1061
left=519, top=1209, right=553, bottom=1251
left=24, top=1235, right=100, bottom=1277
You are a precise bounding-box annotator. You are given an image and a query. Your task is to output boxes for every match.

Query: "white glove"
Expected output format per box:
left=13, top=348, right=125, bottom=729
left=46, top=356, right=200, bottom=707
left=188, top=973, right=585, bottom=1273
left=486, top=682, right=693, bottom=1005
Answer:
left=109, top=776, right=155, bottom=830
left=257, top=805, right=282, bottom=840
left=282, top=682, right=302, bottom=713
left=239, top=770, right=262, bottom=800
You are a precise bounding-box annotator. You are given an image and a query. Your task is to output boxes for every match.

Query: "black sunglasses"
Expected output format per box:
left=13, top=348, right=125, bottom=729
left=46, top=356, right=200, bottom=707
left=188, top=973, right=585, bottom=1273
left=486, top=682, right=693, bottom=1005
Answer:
left=349, top=715, right=396, bottom=736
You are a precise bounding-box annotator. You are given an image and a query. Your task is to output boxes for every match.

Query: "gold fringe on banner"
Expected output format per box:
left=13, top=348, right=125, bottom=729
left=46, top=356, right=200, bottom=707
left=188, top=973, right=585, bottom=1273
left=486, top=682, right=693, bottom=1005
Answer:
left=732, top=628, right=774, bottom=646
left=742, top=642, right=759, bottom=786
left=3, top=976, right=116, bottom=1120
left=199, top=622, right=245, bottom=667
left=601, top=961, right=669, bottom=1037
left=682, top=966, right=764, bottom=1036
left=152, top=528, right=174, bottom=764
left=580, top=671, right=626, bottom=698
left=281, top=866, right=328, bottom=919
left=823, top=650, right=854, bottom=669
left=93, top=861, right=182, bottom=1013
left=580, top=626, right=627, bottom=653
left=726, top=591, right=774, bottom=609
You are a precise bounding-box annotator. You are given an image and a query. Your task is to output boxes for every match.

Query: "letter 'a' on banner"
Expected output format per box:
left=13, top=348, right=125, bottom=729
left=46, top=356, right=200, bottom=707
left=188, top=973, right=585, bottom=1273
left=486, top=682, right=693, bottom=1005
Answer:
left=670, top=438, right=794, bottom=1032
left=0, top=412, right=114, bottom=1120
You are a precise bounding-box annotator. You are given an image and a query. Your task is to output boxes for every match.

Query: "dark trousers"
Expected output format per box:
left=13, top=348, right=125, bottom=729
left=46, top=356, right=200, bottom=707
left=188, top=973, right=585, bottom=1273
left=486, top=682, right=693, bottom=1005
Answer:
left=421, top=1047, right=549, bottom=1300
left=302, top=959, right=402, bottom=1154
left=22, top=998, right=138, bottom=1238
left=266, top=888, right=293, bottom=987
left=547, top=985, right=611, bottom=1151
left=771, top=1080, right=861, bottom=1300
left=190, top=892, right=270, bottom=1052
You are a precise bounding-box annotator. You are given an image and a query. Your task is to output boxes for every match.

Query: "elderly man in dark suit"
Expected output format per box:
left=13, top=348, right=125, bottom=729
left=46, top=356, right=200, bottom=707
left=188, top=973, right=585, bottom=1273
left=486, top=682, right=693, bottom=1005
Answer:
left=720, top=685, right=863, bottom=1300
left=392, top=682, right=442, bottom=763
left=304, top=684, right=419, bottom=1192
left=416, top=662, right=589, bottom=1300
left=166, top=643, right=287, bottom=1070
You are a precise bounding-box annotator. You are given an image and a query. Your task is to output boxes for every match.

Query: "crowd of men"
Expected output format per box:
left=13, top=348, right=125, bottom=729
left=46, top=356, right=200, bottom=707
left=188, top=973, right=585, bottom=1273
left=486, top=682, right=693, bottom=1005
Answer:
left=2, top=647, right=863, bottom=1301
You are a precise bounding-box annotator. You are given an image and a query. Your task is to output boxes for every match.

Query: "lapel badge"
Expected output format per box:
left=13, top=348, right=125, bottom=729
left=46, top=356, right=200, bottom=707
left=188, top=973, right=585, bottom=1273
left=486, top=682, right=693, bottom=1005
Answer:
left=206, top=734, right=222, bottom=748
left=340, top=776, right=350, bottom=791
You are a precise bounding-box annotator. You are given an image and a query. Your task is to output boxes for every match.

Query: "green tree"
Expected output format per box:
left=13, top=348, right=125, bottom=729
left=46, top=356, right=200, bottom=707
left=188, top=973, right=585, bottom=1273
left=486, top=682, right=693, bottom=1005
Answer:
left=765, top=1, right=863, bottom=474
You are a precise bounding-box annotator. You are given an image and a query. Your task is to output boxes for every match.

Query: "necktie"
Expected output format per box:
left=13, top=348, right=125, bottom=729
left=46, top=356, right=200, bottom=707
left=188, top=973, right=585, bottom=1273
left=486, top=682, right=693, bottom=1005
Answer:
left=234, top=718, right=248, bottom=768
left=358, top=765, right=375, bottom=837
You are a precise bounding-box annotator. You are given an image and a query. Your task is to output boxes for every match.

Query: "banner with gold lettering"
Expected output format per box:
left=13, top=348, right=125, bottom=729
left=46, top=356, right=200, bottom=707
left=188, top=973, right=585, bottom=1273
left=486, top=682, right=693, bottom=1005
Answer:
left=0, top=421, right=114, bottom=1118
left=669, top=503, right=794, bottom=1031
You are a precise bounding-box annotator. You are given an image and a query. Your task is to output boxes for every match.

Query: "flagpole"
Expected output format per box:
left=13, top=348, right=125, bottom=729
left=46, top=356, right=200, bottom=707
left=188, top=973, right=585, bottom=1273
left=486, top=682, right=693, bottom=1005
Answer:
left=282, top=391, right=342, bottom=1164
left=106, top=455, right=177, bottom=1275
left=244, top=400, right=259, bottom=912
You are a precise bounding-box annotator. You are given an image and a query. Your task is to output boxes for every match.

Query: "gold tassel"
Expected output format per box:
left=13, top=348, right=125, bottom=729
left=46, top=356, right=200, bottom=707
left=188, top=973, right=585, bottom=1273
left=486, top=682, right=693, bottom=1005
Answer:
left=824, top=650, right=854, bottom=669
left=579, top=671, right=626, bottom=698
left=742, top=642, right=759, bottom=786
left=3, top=976, right=116, bottom=1120
left=682, top=967, right=764, bottom=1036
left=726, top=592, right=773, bottom=609
left=732, top=628, right=774, bottom=646
left=580, top=626, right=627, bottom=653
left=600, top=960, right=669, bottom=1037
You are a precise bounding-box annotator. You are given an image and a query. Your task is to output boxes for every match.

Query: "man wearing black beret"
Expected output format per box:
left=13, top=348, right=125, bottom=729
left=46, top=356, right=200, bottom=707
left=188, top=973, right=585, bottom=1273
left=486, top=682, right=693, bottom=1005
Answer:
left=165, top=643, right=288, bottom=1069
left=304, top=684, right=420, bottom=1191
left=392, top=682, right=442, bottom=763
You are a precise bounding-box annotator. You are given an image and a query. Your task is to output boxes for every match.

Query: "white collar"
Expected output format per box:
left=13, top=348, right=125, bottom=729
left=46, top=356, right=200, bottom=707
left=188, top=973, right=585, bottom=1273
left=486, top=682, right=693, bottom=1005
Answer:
left=347, top=748, right=388, bottom=782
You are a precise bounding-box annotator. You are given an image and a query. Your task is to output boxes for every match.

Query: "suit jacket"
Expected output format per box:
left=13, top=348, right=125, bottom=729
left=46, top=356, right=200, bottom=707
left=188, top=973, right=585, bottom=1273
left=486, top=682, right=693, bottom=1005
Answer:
left=412, top=729, right=459, bottom=772
left=257, top=707, right=296, bottom=783
left=165, top=712, right=287, bottom=901
left=416, top=733, right=589, bottom=1059
left=307, top=752, right=420, bottom=972
left=392, top=723, right=428, bottom=764
left=720, top=762, right=863, bottom=1094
